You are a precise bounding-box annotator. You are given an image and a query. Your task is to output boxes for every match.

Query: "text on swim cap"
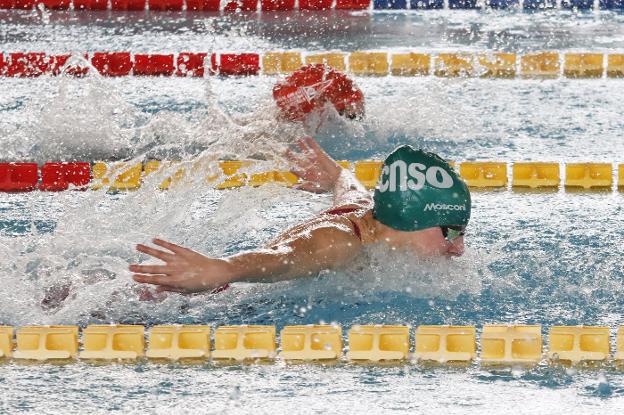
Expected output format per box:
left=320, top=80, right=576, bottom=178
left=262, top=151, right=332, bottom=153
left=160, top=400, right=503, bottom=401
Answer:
left=423, top=203, right=466, bottom=211
left=378, top=160, right=454, bottom=192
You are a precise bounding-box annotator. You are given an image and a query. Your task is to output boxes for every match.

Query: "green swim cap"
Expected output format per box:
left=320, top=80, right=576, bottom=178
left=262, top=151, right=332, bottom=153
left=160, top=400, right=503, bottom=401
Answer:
left=372, top=145, right=471, bottom=232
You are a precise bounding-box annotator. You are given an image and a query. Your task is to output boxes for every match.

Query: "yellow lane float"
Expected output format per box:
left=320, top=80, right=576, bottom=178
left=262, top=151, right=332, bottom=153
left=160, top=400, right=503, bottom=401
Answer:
left=607, top=54, right=624, bottom=78
left=547, top=326, right=610, bottom=364
left=146, top=325, right=211, bottom=360
left=480, top=325, right=542, bottom=365
left=521, top=52, right=560, bottom=78
left=263, top=51, right=303, bottom=74
left=13, top=326, right=79, bottom=361
left=79, top=325, right=145, bottom=360
left=434, top=53, right=474, bottom=77
left=354, top=160, right=383, bottom=189
left=349, top=52, right=389, bottom=76
left=459, top=162, right=508, bottom=188
left=346, top=325, right=410, bottom=362
left=565, top=163, right=612, bottom=189
left=414, top=325, right=476, bottom=363
left=0, top=326, right=13, bottom=358
left=279, top=325, right=343, bottom=361
left=564, top=53, right=604, bottom=78
left=477, top=53, right=517, bottom=78
left=212, top=325, right=277, bottom=361
left=512, top=162, right=560, bottom=189
left=391, top=53, right=431, bottom=76
left=305, top=52, right=347, bottom=71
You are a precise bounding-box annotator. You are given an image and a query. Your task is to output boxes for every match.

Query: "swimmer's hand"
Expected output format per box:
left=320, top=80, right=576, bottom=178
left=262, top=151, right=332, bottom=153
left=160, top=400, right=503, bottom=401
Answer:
left=130, top=239, right=235, bottom=294
left=286, top=136, right=341, bottom=193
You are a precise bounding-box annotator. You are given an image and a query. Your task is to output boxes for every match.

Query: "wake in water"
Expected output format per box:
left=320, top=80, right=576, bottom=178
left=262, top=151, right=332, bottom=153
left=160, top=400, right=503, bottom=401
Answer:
left=0, top=61, right=487, bottom=326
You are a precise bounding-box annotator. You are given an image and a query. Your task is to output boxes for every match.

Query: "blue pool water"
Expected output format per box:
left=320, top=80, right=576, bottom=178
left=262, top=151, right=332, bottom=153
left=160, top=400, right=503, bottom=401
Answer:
left=1, top=9, right=624, bottom=414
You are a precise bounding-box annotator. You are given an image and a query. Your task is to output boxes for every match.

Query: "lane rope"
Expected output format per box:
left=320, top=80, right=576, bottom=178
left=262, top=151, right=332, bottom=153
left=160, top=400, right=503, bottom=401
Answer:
left=0, top=51, right=623, bottom=78
left=1, top=160, right=623, bottom=191
left=0, top=0, right=620, bottom=11
left=1, top=324, right=622, bottom=364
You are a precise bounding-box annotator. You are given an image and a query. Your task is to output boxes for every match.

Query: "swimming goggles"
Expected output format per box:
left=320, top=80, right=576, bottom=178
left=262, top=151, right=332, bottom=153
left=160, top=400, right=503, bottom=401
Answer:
left=440, top=225, right=466, bottom=242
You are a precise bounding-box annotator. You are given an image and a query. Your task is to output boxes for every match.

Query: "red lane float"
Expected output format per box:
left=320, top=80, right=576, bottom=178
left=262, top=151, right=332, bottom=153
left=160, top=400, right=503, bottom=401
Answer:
left=5, top=53, right=48, bottom=78
left=261, top=0, right=294, bottom=10
left=211, top=53, right=260, bottom=76
left=186, top=0, right=220, bottom=10
left=91, top=52, right=132, bottom=77
left=0, top=0, right=371, bottom=8
left=1, top=0, right=71, bottom=7
left=74, top=0, right=107, bottom=9
left=300, top=0, right=332, bottom=9
left=0, top=163, right=38, bottom=192
left=176, top=52, right=207, bottom=77
left=133, top=54, right=175, bottom=76
left=12, top=0, right=34, bottom=8
left=39, top=162, right=91, bottom=191
left=148, top=0, right=183, bottom=10
left=335, top=0, right=370, bottom=8
left=47, top=54, right=71, bottom=76
left=223, top=0, right=258, bottom=10
left=41, top=0, right=71, bottom=8
left=111, top=0, right=146, bottom=10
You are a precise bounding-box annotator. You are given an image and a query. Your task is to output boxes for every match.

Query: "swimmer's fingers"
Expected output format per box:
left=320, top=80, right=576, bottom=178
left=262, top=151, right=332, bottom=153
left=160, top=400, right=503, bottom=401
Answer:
left=155, top=285, right=187, bottom=293
left=152, top=238, right=190, bottom=255
left=286, top=148, right=315, bottom=169
left=302, top=136, right=324, bottom=154
left=136, top=244, right=174, bottom=262
left=289, top=166, right=308, bottom=179
left=132, top=273, right=171, bottom=286
left=302, top=137, right=332, bottom=162
left=296, top=137, right=312, bottom=153
left=129, top=264, right=171, bottom=275
left=285, top=148, right=305, bottom=165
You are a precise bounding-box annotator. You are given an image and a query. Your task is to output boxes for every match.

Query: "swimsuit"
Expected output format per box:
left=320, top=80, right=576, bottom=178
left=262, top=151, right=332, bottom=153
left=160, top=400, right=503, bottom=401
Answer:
left=323, top=206, right=375, bottom=244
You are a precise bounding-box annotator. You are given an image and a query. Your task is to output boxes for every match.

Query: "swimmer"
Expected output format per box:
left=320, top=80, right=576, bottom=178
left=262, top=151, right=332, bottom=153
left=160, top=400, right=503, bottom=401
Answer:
left=40, top=64, right=364, bottom=309
left=129, top=136, right=471, bottom=294
left=273, top=63, right=365, bottom=122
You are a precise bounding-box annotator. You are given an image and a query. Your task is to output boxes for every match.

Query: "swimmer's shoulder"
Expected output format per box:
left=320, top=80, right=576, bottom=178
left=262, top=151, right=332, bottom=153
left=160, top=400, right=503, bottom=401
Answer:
left=322, top=198, right=373, bottom=216
left=321, top=203, right=376, bottom=244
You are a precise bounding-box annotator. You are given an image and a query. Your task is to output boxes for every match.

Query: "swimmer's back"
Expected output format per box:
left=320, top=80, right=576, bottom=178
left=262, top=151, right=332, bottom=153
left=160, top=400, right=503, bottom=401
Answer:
left=322, top=205, right=376, bottom=244
left=267, top=204, right=375, bottom=248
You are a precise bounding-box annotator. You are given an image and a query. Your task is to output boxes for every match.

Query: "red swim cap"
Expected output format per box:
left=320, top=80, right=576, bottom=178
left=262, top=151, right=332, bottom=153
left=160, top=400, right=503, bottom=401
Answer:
left=273, top=64, right=365, bottom=121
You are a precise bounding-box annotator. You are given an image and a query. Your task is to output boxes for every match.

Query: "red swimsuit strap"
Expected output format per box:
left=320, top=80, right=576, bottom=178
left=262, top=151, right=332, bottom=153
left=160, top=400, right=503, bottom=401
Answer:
left=323, top=206, right=363, bottom=241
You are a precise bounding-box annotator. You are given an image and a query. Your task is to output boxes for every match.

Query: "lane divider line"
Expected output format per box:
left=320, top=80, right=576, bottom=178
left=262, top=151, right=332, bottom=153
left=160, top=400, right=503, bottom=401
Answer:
left=0, top=0, right=622, bottom=11
left=1, top=51, right=623, bottom=78
left=1, top=324, right=622, bottom=365
left=1, top=160, right=623, bottom=192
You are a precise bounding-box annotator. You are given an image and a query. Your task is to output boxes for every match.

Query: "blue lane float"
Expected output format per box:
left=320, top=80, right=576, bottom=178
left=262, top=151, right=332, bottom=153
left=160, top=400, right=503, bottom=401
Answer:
left=561, top=0, right=594, bottom=8
left=410, top=0, right=444, bottom=9
left=487, top=0, right=520, bottom=9
left=373, top=0, right=407, bottom=9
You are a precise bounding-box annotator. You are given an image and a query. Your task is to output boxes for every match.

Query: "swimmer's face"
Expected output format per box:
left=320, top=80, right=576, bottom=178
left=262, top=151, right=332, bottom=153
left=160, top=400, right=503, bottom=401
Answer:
left=384, top=226, right=465, bottom=258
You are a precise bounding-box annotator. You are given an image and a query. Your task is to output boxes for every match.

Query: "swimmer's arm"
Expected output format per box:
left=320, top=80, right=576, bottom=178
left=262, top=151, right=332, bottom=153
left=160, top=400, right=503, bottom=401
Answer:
left=130, top=222, right=362, bottom=293
left=287, top=137, right=372, bottom=208
left=228, top=222, right=363, bottom=283
left=331, top=168, right=372, bottom=209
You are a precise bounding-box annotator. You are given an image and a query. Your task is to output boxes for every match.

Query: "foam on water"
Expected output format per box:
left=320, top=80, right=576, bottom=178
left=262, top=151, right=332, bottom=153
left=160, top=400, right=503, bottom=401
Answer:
left=0, top=66, right=490, bottom=326
left=2, top=11, right=624, bottom=412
